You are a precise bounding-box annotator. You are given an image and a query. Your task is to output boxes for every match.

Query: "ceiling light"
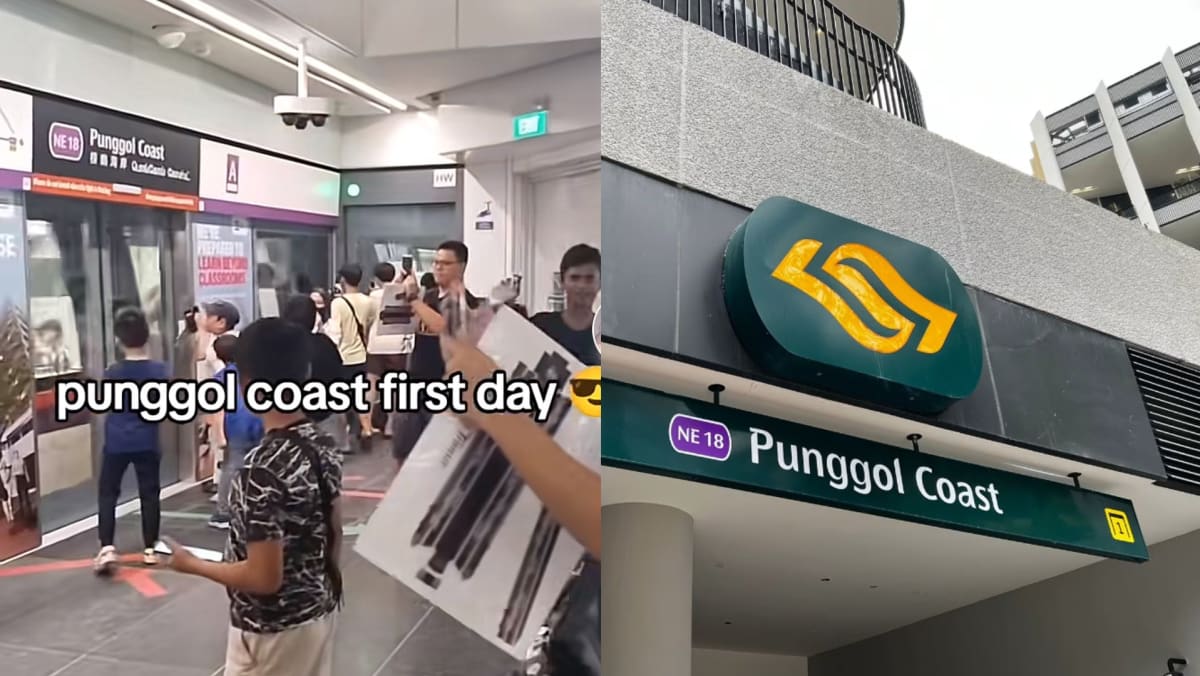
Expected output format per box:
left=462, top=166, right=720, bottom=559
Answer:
left=152, top=24, right=189, bottom=49
left=1070, top=186, right=1095, bottom=194
left=145, top=0, right=410, bottom=111
left=141, top=0, right=388, bottom=114
left=1177, top=165, right=1200, bottom=175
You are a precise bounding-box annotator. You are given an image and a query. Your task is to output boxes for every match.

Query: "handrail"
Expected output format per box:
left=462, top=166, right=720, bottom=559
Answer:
left=642, top=0, right=925, bottom=127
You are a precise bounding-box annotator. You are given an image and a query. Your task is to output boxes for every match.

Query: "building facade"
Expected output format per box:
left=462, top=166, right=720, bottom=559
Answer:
left=604, top=0, right=1200, bottom=674
left=1031, top=44, right=1200, bottom=248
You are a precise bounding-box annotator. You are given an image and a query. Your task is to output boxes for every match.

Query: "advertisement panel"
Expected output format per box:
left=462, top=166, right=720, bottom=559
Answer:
left=0, top=87, right=32, bottom=188
left=191, top=220, right=253, bottom=483
left=0, top=197, right=40, bottom=560
left=198, top=139, right=338, bottom=225
left=31, top=97, right=200, bottom=210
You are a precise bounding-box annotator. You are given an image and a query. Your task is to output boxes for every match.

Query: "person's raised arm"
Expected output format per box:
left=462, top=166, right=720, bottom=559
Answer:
left=412, top=295, right=445, bottom=334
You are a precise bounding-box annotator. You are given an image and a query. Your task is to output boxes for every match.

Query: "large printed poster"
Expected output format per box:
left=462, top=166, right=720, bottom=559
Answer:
left=0, top=198, right=40, bottom=560
left=193, top=221, right=253, bottom=329
left=192, top=221, right=253, bottom=482
left=355, top=307, right=600, bottom=660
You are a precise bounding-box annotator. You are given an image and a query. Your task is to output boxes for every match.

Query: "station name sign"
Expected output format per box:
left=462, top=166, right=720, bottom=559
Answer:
left=31, top=97, right=200, bottom=210
left=603, top=380, right=1148, bottom=562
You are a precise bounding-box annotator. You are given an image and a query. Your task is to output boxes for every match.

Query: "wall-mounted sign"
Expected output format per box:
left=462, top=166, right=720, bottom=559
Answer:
left=0, top=87, right=32, bottom=189
left=31, top=97, right=200, bottom=210
left=433, top=168, right=457, bottom=188
left=513, top=110, right=548, bottom=140
left=603, top=381, right=1149, bottom=562
left=475, top=202, right=495, bottom=231
left=225, top=154, right=239, bottom=194
left=198, top=139, right=338, bottom=226
left=723, top=196, right=983, bottom=414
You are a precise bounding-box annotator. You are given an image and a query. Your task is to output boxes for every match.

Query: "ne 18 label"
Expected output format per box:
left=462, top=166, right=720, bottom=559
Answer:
left=669, top=413, right=732, bottom=461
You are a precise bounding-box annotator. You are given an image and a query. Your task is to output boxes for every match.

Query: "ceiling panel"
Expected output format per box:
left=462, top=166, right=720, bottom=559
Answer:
left=457, top=0, right=598, bottom=50
left=255, top=0, right=363, bottom=54
left=362, top=0, right=457, bottom=58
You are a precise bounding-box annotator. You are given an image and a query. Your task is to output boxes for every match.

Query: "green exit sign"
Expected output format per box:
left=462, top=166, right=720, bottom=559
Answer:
left=513, top=110, right=549, bottom=140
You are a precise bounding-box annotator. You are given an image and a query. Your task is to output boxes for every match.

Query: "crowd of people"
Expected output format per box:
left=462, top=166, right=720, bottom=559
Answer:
left=88, top=239, right=602, bottom=676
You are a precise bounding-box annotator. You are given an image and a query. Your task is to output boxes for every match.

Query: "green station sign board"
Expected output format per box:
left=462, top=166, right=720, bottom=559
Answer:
left=722, top=196, right=984, bottom=413
left=603, top=380, right=1149, bottom=562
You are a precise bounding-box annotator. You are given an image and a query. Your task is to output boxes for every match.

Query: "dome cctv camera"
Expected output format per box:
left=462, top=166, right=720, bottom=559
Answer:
left=273, top=95, right=335, bottom=131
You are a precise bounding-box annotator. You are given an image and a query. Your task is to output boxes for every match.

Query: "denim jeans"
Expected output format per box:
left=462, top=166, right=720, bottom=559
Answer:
left=215, top=442, right=251, bottom=517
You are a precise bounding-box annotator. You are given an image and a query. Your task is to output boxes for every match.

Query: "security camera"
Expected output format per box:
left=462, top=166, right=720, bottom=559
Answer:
left=273, top=96, right=335, bottom=129
left=274, top=39, right=335, bottom=131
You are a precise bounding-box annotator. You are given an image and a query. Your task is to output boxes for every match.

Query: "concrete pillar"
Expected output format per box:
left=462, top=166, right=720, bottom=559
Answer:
left=1094, top=81, right=1161, bottom=232
left=1162, top=48, right=1200, bottom=166
left=1030, top=112, right=1066, bottom=189
left=602, top=502, right=694, bottom=676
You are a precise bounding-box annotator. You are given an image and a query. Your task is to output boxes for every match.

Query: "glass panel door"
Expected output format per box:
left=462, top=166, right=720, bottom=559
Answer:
left=100, top=204, right=178, bottom=486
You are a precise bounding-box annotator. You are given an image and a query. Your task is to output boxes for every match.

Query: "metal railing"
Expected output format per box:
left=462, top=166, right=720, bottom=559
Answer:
left=642, top=0, right=926, bottom=127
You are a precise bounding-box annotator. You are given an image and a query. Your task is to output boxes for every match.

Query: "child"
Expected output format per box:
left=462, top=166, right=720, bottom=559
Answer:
left=94, top=308, right=169, bottom=574
left=208, top=334, right=264, bottom=530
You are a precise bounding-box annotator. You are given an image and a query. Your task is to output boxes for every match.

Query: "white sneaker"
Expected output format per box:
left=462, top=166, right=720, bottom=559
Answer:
left=93, top=545, right=118, bottom=575
left=143, top=548, right=159, bottom=566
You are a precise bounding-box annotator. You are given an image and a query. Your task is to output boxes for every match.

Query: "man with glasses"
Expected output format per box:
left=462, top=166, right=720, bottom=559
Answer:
left=393, top=241, right=481, bottom=464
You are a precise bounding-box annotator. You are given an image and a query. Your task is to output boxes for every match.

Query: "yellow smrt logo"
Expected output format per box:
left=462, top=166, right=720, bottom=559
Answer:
left=771, top=240, right=958, bottom=355
left=1105, top=508, right=1136, bottom=544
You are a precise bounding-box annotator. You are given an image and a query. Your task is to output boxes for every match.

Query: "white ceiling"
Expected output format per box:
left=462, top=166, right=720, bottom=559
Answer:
left=603, top=344, right=1200, bottom=657
left=55, top=0, right=598, bottom=115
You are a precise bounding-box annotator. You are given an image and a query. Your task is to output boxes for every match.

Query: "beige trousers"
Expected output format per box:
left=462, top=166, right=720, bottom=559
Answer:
left=224, top=613, right=337, bottom=676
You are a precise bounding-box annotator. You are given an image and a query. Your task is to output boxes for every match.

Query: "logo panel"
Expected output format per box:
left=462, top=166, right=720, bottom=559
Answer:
left=722, top=196, right=983, bottom=413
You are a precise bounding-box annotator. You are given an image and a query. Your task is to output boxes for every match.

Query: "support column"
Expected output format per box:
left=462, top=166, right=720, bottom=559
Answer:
left=1162, top=48, right=1200, bottom=165
left=602, top=502, right=694, bottom=676
left=1030, top=112, right=1066, bottom=189
left=1094, top=81, right=1160, bottom=232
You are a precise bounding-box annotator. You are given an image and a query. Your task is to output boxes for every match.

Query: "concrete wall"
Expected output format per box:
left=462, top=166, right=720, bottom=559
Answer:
left=0, top=0, right=340, bottom=166
left=694, top=648, right=808, bottom=676
left=601, top=0, right=1200, bottom=371
left=809, top=527, right=1200, bottom=676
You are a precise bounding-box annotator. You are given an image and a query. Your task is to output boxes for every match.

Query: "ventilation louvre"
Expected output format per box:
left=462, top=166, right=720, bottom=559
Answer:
left=1128, top=345, right=1200, bottom=490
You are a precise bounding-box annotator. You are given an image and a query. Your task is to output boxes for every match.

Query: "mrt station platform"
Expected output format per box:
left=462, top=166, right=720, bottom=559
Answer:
left=0, top=445, right=516, bottom=675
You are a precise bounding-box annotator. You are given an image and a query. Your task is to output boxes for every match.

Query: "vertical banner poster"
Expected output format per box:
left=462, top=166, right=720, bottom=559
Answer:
left=0, top=200, right=40, bottom=560
left=355, top=307, right=600, bottom=660
left=192, top=221, right=253, bottom=482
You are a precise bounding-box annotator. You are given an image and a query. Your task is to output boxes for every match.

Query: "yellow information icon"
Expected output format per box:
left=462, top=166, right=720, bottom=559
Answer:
left=569, top=366, right=601, bottom=418
left=1105, top=508, right=1135, bottom=544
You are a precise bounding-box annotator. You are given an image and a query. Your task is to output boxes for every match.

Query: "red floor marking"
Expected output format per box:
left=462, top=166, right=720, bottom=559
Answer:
left=343, top=489, right=385, bottom=500
left=116, top=568, right=168, bottom=598
left=0, top=553, right=140, bottom=578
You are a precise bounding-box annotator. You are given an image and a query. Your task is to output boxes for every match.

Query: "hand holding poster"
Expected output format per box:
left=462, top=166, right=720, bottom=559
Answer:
left=354, top=306, right=599, bottom=660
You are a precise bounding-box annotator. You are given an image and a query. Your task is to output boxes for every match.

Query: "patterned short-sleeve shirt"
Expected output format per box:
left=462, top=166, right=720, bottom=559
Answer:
left=226, top=420, right=342, bottom=633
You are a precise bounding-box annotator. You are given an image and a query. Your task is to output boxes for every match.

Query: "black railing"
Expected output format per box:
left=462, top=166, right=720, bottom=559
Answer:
left=643, top=0, right=925, bottom=127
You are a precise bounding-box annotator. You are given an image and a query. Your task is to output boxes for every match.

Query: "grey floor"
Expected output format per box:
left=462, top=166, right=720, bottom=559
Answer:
left=0, top=441, right=520, bottom=675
